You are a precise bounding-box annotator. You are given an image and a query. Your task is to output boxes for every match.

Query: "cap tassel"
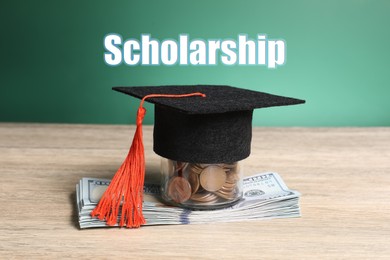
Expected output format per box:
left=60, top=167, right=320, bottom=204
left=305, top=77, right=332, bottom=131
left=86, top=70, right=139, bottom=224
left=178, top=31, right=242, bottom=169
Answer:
left=91, top=92, right=206, bottom=228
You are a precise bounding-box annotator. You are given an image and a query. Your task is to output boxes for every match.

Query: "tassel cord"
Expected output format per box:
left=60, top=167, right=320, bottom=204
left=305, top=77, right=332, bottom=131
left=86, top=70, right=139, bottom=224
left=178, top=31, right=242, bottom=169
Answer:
left=91, top=92, right=205, bottom=228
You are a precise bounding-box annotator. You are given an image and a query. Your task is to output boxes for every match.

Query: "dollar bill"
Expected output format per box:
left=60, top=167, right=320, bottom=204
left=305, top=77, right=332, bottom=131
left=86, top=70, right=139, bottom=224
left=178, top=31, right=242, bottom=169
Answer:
left=76, top=172, right=300, bottom=228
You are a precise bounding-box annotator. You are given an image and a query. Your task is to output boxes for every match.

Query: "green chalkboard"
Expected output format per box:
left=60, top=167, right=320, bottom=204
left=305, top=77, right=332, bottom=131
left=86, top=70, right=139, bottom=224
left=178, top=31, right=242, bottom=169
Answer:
left=1, top=0, right=389, bottom=126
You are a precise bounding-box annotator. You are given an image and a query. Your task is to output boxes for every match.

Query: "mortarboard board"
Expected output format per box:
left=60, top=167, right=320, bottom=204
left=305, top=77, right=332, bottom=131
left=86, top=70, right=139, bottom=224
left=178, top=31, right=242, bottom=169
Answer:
left=113, top=85, right=304, bottom=163
left=91, top=85, right=305, bottom=228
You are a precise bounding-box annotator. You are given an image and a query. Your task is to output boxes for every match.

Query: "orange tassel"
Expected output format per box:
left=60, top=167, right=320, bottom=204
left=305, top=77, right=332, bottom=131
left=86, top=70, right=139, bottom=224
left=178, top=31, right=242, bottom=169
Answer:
left=91, top=92, right=206, bottom=228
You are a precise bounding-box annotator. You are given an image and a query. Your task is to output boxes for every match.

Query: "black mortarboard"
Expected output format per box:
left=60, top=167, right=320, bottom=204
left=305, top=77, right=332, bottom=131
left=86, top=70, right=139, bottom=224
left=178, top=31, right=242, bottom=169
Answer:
left=92, top=85, right=304, bottom=228
left=113, top=85, right=305, bottom=164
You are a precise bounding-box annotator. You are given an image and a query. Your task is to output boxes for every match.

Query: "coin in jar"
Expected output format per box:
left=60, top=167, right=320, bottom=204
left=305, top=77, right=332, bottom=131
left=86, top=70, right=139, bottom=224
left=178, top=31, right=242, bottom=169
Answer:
left=189, top=164, right=204, bottom=174
left=167, top=176, right=192, bottom=203
left=191, top=191, right=219, bottom=203
left=226, top=172, right=240, bottom=183
left=214, top=190, right=236, bottom=200
left=187, top=171, right=200, bottom=194
left=176, top=161, right=188, bottom=171
left=187, top=164, right=201, bottom=175
left=200, top=165, right=227, bottom=192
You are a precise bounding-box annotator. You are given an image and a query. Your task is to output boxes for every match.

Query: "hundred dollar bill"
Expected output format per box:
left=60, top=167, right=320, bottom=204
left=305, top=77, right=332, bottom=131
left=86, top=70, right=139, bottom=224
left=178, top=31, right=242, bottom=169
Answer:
left=76, top=172, right=300, bottom=228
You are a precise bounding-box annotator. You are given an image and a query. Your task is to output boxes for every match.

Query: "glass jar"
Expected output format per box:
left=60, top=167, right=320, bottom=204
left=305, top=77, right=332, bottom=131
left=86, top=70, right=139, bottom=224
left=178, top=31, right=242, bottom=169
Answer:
left=160, top=158, right=243, bottom=210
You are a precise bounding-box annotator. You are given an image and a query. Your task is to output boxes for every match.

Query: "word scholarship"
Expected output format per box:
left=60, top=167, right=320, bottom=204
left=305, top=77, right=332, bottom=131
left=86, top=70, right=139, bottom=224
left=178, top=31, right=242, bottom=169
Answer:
left=104, top=34, right=286, bottom=68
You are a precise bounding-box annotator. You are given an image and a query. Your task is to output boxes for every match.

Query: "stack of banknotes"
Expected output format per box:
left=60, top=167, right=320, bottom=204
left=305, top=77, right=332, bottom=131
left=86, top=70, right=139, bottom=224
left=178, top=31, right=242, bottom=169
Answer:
left=76, top=172, right=300, bottom=228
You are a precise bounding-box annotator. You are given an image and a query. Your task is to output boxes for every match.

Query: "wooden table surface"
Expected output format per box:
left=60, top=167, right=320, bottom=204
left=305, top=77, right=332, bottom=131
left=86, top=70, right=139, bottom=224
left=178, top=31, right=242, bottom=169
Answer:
left=0, top=123, right=389, bottom=259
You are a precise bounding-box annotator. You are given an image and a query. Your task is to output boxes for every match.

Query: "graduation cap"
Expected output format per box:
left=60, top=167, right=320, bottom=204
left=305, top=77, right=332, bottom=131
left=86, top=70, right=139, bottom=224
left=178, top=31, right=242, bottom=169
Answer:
left=91, top=85, right=305, bottom=228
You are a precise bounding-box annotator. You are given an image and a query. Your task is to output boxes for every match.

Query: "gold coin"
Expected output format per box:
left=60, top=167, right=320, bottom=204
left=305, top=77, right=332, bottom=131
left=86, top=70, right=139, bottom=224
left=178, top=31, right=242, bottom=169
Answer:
left=176, top=161, right=188, bottom=171
left=223, top=163, right=237, bottom=169
left=226, top=171, right=240, bottom=183
left=225, top=163, right=240, bottom=175
left=167, top=176, right=192, bottom=203
left=213, top=190, right=236, bottom=200
left=215, top=186, right=238, bottom=199
left=200, top=165, right=227, bottom=192
left=218, top=186, right=235, bottom=194
left=188, top=164, right=203, bottom=174
left=221, top=182, right=236, bottom=190
left=191, top=192, right=219, bottom=203
left=187, top=171, right=200, bottom=194
left=199, top=163, right=225, bottom=168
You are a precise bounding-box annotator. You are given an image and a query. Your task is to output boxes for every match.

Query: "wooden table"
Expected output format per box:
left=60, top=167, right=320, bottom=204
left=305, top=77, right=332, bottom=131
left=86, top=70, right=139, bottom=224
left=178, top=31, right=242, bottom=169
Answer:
left=0, top=124, right=389, bottom=259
